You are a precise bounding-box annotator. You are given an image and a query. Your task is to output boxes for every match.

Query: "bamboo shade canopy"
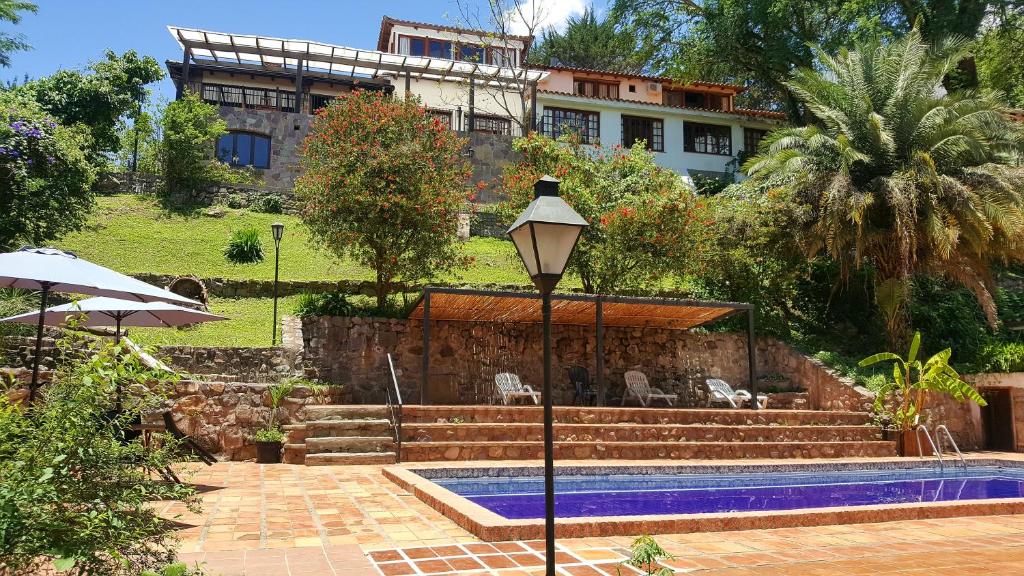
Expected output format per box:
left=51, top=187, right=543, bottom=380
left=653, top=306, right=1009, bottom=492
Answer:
left=408, top=288, right=751, bottom=330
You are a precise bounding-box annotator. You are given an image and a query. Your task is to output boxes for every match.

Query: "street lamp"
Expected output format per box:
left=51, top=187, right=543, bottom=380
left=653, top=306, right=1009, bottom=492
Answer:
left=271, top=222, right=284, bottom=346
left=507, top=175, right=588, bottom=576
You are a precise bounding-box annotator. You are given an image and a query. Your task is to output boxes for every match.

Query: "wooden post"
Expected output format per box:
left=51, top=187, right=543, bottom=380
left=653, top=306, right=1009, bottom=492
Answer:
left=468, top=77, right=475, bottom=133
left=530, top=81, right=538, bottom=133
left=177, top=47, right=192, bottom=99
left=295, top=58, right=304, bottom=113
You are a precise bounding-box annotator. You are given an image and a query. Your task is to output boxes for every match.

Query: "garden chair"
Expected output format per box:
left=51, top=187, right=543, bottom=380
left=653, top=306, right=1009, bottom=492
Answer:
left=621, top=370, right=677, bottom=407
left=162, top=411, right=218, bottom=466
left=705, top=378, right=768, bottom=409
left=568, top=365, right=597, bottom=406
left=494, top=372, right=542, bottom=405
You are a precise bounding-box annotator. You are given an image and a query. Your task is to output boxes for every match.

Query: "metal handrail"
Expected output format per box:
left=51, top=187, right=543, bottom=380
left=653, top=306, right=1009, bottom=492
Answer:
left=915, top=424, right=944, bottom=472
left=385, top=354, right=403, bottom=463
left=934, top=424, right=967, bottom=469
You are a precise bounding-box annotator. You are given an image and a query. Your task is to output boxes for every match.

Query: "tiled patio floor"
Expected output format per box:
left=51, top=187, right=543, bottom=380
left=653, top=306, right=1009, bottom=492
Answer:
left=167, top=460, right=1024, bottom=575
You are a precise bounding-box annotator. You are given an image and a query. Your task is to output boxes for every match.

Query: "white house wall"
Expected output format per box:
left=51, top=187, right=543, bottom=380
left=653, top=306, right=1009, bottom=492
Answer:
left=404, top=77, right=529, bottom=123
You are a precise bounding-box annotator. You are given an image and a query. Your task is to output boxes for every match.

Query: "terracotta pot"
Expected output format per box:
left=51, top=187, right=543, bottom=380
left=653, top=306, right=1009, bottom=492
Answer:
left=255, top=440, right=282, bottom=464
left=897, top=429, right=934, bottom=457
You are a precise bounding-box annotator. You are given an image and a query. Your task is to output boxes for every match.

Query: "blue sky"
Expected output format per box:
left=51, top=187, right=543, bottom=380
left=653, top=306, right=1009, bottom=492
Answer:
left=7, top=0, right=602, bottom=102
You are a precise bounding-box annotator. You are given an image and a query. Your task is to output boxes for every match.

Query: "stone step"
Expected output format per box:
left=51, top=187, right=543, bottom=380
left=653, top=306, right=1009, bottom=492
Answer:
left=305, top=436, right=395, bottom=454
left=282, top=443, right=306, bottom=464
left=306, top=419, right=393, bottom=438
left=305, top=452, right=397, bottom=466
left=400, top=440, right=898, bottom=462
left=283, top=424, right=307, bottom=444
left=402, top=423, right=882, bottom=443
left=303, top=404, right=391, bottom=421
left=401, top=406, right=873, bottom=427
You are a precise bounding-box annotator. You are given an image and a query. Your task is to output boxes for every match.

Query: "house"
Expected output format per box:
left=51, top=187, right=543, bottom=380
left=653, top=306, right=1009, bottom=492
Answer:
left=164, top=16, right=785, bottom=196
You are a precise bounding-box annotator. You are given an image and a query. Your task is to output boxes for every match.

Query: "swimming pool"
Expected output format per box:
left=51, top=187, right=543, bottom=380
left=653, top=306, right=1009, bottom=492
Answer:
left=430, top=466, right=1024, bottom=519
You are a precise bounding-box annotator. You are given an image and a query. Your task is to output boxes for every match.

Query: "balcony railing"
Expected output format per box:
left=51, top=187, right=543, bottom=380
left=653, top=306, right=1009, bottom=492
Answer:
left=310, top=93, right=335, bottom=113
left=199, top=83, right=297, bottom=113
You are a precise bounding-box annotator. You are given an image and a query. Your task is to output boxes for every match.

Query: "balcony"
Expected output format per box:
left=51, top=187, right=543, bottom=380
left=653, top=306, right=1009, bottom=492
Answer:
left=197, top=83, right=297, bottom=113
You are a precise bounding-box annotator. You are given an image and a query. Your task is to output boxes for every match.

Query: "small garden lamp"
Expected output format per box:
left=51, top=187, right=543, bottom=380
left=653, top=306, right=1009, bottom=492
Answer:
left=271, top=222, right=284, bottom=346
left=507, top=175, right=588, bottom=576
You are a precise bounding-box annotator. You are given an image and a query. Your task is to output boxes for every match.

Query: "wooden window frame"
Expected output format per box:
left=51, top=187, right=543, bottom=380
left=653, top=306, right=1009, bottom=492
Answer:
left=684, top=122, right=732, bottom=156
left=743, top=127, right=768, bottom=154
left=472, top=114, right=512, bottom=135
left=621, top=115, right=664, bottom=152
left=573, top=78, right=620, bottom=100
left=217, top=131, right=271, bottom=169
left=542, top=107, right=600, bottom=144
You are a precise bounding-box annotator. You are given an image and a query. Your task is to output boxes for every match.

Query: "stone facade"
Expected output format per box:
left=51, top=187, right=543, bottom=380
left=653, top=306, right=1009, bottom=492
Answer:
left=299, top=316, right=873, bottom=411
left=466, top=132, right=518, bottom=204
left=218, top=107, right=312, bottom=190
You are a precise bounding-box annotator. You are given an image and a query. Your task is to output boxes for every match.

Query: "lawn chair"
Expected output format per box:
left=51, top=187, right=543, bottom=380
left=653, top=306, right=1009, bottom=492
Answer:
left=494, top=372, right=542, bottom=405
left=568, top=365, right=596, bottom=406
left=162, top=411, right=218, bottom=466
left=621, top=370, right=677, bottom=407
left=705, top=378, right=768, bottom=409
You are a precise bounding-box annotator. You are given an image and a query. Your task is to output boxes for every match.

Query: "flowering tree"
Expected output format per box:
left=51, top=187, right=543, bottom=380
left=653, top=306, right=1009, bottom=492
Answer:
left=0, top=91, right=95, bottom=251
left=498, top=134, right=711, bottom=294
left=296, top=91, right=472, bottom=309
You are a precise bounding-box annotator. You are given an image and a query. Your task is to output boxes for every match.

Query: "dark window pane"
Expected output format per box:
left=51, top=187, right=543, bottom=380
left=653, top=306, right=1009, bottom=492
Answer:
left=684, top=122, right=732, bottom=155
left=684, top=92, right=706, bottom=108
left=460, top=45, right=484, bottom=62
left=621, top=116, right=663, bottom=152
left=216, top=135, right=233, bottom=163
left=253, top=136, right=270, bottom=168
left=429, top=40, right=452, bottom=59
left=235, top=133, right=253, bottom=165
left=410, top=38, right=426, bottom=56
left=542, top=107, right=599, bottom=144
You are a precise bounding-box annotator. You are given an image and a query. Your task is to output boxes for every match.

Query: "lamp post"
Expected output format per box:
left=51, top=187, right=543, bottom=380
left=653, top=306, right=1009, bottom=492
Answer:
left=507, top=176, right=588, bottom=576
left=271, top=222, right=284, bottom=345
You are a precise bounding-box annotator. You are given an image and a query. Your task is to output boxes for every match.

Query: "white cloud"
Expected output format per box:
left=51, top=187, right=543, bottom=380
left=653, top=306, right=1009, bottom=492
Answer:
left=505, top=0, right=587, bottom=35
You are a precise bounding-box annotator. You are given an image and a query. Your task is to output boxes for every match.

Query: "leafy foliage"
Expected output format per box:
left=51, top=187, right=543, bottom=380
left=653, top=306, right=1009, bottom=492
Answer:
left=296, top=91, right=472, bottom=309
left=860, top=332, right=987, bottom=430
left=0, top=334, right=198, bottom=575
left=223, top=227, right=264, bottom=264
left=0, top=91, right=96, bottom=251
left=619, top=535, right=675, bottom=576
left=251, top=194, right=283, bottom=214
left=0, top=1, right=35, bottom=68
left=295, top=292, right=355, bottom=318
left=529, top=7, right=651, bottom=73
left=976, top=12, right=1024, bottom=108
left=498, top=133, right=710, bottom=294
left=741, top=28, right=1024, bottom=347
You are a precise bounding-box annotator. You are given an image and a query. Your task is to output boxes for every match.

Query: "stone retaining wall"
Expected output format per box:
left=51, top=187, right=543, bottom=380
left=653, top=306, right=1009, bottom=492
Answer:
left=299, top=316, right=873, bottom=411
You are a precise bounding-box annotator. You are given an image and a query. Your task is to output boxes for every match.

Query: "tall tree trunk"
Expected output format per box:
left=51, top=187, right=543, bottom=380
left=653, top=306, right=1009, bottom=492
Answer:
left=875, top=275, right=911, bottom=352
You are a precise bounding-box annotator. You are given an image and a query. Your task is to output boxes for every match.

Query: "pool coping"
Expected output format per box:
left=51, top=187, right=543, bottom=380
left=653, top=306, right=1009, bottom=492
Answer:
left=382, top=456, right=1024, bottom=541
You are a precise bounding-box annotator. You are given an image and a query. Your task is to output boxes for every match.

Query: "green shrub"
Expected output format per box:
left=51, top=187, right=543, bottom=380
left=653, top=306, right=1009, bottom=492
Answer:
left=252, top=427, right=284, bottom=443
left=974, top=341, right=1024, bottom=373
left=225, top=193, right=246, bottom=209
left=252, top=195, right=283, bottom=214
left=295, top=292, right=355, bottom=317
left=223, top=227, right=264, bottom=264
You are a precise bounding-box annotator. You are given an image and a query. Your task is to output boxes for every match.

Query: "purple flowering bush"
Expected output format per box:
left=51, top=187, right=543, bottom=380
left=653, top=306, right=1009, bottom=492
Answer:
left=0, top=92, right=95, bottom=250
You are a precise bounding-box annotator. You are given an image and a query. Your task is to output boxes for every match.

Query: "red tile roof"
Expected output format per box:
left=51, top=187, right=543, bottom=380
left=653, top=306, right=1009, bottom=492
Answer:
left=537, top=89, right=787, bottom=120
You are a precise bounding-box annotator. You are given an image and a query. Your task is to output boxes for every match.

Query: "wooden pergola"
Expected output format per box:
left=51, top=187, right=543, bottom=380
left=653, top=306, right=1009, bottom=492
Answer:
left=408, top=286, right=759, bottom=408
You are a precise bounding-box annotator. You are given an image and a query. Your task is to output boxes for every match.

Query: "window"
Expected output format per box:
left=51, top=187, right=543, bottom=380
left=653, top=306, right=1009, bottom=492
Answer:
left=216, top=132, right=271, bottom=169
left=490, top=47, right=516, bottom=67
left=427, top=109, right=453, bottom=129
left=628, top=84, right=636, bottom=93
left=310, top=93, right=334, bottom=113
left=398, top=35, right=451, bottom=58
left=429, top=39, right=452, bottom=59
left=684, top=92, right=706, bottom=108
left=472, top=114, right=512, bottom=135
left=621, top=116, right=663, bottom=152
left=684, top=122, right=732, bottom=155
left=459, top=44, right=485, bottom=63
left=574, top=78, right=619, bottom=99
left=542, top=107, right=599, bottom=144
left=744, top=128, right=768, bottom=154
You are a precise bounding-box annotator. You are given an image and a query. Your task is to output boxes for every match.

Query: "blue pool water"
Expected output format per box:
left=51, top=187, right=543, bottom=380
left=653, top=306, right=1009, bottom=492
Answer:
left=428, top=467, right=1024, bottom=519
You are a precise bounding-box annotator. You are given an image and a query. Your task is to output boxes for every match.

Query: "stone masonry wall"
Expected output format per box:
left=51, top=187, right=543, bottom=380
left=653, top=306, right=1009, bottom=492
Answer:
left=218, top=107, right=312, bottom=190
left=467, top=132, right=518, bottom=204
left=300, top=316, right=873, bottom=411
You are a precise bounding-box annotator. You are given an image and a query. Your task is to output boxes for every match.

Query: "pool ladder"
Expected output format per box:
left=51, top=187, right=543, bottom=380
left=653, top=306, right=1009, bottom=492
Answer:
left=915, top=424, right=967, bottom=472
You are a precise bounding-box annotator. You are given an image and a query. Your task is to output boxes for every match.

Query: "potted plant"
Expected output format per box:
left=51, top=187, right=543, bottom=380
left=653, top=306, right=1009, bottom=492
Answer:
left=251, top=379, right=298, bottom=464
left=859, top=332, right=987, bottom=456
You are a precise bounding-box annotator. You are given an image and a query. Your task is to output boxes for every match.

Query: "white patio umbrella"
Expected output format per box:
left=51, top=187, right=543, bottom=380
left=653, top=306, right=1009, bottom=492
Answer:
left=0, top=247, right=201, bottom=398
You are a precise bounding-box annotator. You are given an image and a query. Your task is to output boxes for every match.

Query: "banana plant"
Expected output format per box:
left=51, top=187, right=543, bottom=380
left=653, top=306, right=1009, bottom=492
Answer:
left=859, top=332, right=986, bottom=431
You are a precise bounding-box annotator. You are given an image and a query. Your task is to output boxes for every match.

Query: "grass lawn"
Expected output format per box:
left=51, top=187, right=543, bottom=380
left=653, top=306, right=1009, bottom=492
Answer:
left=57, top=195, right=575, bottom=287
left=127, top=295, right=303, bottom=348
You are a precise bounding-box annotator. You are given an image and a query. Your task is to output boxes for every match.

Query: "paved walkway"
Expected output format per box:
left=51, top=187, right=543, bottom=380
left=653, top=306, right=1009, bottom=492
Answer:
left=168, top=461, right=1024, bottom=575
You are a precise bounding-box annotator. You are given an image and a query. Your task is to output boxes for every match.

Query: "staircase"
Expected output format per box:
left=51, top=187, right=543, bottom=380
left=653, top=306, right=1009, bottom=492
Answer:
left=399, top=405, right=895, bottom=462
left=284, top=405, right=397, bottom=465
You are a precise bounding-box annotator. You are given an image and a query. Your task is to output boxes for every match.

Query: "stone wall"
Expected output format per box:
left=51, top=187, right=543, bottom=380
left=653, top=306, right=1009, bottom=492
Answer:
left=218, top=107, right=312, bottom=190
left=466, top=132, right=518, bottom=204
left=299, top=316, right=873, bottom=411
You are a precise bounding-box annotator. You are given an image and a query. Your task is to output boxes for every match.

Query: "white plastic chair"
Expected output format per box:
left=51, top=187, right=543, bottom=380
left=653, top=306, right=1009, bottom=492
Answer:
left=494, top=372, right=542, bottom=405
left=705, top=378, right=768, bottom=408
left=621, top=370, right=677, bottom=407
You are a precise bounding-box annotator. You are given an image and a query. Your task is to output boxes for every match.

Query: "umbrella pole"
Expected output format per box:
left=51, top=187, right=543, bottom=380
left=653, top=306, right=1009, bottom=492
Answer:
left=29, top=282, right=54, bottom=402
left=115, top=316, right=122, bottom=412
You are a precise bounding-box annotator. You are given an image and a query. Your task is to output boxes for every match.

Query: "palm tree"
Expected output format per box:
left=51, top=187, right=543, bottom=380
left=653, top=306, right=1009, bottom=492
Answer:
left=743, top=28, right=1024, bottom=348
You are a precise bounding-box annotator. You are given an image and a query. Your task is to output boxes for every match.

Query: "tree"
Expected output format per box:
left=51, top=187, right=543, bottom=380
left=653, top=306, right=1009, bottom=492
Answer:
left=296, top=91, right=473, bottom=309
left=741, top=28, right=1024, bottom=348
left=0, top=91, right=96, bottom=251
left=158, top=92, right=253, bottom=205
left=0, top=1, right=35, bottom=67
left=497, top=133, right=710, bottom=294
left=19, top=50, right=163, bottom=164
left=976, top=12, right=1024, bottom=108
left=611, top=0, right=1022, bottom=116
left=529, top=7, right=651, bottom=73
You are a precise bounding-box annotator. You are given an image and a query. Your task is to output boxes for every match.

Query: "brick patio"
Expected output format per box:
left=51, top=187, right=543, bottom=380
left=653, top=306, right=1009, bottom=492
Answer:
left=166, top=460, right=1024, bottom=575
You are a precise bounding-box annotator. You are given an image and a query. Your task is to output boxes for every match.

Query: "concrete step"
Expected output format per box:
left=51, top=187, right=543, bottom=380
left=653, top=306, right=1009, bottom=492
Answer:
left=283, top=443, right=306, bottom=464
left=402, top=423, right=882, bottom=443
left=306, top=436, right=395, bottom=454
left=303, top=405, right=391, bottom=421
left=400, top=440, right=898, bottom=462
left=400, top=405, right=873, bottom=427
left=306, top=419, right=393, bottom=438
left=305, top=452, right=397, bottom=466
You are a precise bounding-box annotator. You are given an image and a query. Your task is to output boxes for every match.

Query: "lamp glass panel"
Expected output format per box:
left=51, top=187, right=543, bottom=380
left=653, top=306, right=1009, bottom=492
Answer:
left=532, top=222, right=582, bottom=276
left=509, top=224, right=539, bottom=277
